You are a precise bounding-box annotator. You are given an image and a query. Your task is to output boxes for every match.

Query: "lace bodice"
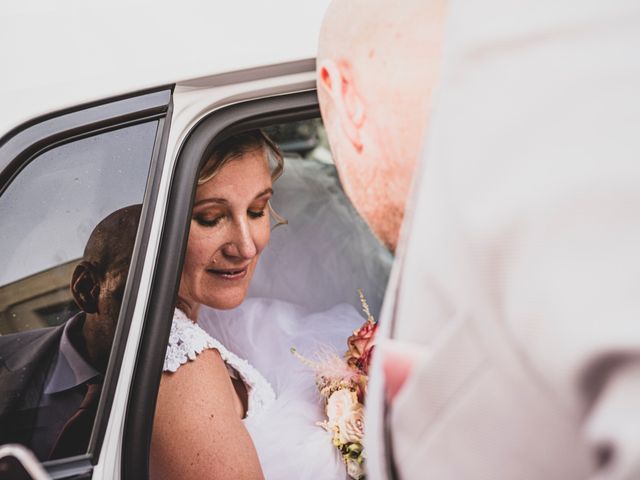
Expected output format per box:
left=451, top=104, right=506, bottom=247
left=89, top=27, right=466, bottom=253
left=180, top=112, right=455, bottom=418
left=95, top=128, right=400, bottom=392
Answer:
left=164, top=308, right=275, bottom=419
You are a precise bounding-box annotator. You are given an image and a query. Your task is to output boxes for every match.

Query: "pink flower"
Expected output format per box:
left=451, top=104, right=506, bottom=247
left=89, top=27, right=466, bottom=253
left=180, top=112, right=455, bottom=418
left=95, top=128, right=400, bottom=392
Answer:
left=346, top=319, right=378, bottom=375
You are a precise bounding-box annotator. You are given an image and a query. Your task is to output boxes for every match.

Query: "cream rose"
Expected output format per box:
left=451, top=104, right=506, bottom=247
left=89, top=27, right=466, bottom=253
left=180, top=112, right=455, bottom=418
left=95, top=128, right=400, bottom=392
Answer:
left=336, top=404, right=364, bottom=444
left=326, top=389, right=358, bottom=426
left=326, top=389, right=365, bottom=446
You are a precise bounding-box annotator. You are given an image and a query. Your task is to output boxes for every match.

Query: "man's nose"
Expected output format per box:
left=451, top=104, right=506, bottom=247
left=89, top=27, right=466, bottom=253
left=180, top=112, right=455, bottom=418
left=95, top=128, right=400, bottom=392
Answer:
left=223, top=218, right=257, bottom=259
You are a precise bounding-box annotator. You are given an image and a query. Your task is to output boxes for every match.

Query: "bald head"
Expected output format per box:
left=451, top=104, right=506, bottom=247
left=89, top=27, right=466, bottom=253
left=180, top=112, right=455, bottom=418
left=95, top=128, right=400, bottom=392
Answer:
left=317, top=0, right=446, bottom=251
left=83, top=204, right=142, bottom=274
left=319, top=0, right=443, bottom=65
left=71, top=204, right=141, bottom=371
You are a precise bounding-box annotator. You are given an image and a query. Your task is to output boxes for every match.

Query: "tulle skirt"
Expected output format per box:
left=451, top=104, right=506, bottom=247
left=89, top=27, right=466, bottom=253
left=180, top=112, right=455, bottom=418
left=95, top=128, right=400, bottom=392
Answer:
left=198, top=297, right=363, bottom=480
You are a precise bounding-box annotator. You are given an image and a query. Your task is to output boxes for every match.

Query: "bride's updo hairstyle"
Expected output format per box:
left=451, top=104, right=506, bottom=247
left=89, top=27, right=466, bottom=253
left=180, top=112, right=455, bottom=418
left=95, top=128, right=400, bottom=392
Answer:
left=198, top=129, right=287, bottom=225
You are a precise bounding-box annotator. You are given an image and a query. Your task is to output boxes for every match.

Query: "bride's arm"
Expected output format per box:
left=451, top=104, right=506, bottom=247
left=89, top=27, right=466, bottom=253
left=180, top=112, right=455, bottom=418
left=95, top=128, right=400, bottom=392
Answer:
left=150, top=348, right=264, bottom=480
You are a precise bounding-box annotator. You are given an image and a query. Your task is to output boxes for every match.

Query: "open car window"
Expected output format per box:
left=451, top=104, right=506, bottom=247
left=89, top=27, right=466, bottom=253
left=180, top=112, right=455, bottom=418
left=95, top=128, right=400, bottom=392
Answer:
left=144, top=112, right=392, bottom=478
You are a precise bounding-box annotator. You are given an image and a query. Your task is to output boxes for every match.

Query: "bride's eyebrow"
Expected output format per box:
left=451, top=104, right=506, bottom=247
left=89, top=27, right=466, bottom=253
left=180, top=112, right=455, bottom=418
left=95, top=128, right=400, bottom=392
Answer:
left=254, top=187, right=273, bottom=200
left=193, top=198, right=227, bottom=207
left=193, top=188, right=273, bottom=207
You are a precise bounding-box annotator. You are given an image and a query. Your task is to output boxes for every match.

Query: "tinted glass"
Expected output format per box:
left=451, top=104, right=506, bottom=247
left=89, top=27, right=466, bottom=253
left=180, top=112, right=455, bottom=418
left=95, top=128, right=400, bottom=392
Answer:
left=0, top=120, right=157, bottom=461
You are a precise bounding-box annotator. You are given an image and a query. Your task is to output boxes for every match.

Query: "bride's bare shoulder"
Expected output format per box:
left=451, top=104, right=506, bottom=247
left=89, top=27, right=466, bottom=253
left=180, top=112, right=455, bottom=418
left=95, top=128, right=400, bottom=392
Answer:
left=151, top=349, right=263, bottom=480
left=159, top=348, right=230, bottom=403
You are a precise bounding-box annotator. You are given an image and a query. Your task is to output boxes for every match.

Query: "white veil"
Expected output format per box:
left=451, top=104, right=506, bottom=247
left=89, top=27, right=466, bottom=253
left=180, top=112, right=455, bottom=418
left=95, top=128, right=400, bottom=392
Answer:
left=248, top=154, right=392, bottom=317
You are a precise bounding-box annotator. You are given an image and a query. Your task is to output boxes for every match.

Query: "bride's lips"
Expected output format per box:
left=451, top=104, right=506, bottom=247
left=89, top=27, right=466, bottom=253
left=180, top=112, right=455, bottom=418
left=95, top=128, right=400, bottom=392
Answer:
left=206, top=265, right=249, bottom=281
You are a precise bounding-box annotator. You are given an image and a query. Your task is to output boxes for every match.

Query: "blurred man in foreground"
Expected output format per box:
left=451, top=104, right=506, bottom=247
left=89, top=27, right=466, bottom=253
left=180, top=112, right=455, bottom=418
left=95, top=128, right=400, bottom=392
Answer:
left=318, top=0, right=640, bottom=478
left=317, top=0, right=447, bottom=477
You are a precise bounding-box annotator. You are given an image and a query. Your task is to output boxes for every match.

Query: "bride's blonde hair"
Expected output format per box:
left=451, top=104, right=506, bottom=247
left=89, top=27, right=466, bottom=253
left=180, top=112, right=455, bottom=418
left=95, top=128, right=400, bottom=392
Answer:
left=198, top=129, right=287, bottom=226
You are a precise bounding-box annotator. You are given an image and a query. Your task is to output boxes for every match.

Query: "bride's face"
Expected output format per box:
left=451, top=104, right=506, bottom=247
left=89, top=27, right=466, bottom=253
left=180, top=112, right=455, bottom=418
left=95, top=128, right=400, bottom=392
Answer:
left=179, top=148, right=272, bottom=310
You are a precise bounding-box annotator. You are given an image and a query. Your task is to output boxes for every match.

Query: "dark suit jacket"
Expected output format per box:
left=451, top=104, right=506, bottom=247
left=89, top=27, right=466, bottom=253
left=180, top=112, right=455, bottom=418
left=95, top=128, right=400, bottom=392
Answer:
left=0, top=323, right=65, bottom=446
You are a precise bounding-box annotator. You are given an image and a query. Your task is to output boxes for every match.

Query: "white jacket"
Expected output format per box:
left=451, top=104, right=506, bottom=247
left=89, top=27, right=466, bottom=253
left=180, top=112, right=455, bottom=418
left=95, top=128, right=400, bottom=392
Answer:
left=367, top=0, right=640, bottom=478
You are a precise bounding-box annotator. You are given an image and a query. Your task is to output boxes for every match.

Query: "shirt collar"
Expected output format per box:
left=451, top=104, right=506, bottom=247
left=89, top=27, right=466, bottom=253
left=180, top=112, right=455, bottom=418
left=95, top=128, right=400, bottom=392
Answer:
left=44, top=312, right=99, bottom=395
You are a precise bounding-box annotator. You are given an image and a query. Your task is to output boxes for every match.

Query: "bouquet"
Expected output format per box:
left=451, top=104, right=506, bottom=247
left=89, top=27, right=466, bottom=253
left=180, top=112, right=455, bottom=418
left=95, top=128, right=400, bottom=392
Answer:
left=291, top=290, right=378, bottom=479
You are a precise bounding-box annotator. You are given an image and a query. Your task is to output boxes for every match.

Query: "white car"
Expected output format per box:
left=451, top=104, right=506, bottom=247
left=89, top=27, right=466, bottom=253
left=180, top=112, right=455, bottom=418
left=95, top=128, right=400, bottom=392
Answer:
left=0, top=2, right=392, bottom=479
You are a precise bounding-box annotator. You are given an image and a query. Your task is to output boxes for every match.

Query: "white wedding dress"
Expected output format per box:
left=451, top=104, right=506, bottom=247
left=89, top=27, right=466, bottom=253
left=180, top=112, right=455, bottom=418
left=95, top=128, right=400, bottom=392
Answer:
left=164, top=297, right=364, bottom=480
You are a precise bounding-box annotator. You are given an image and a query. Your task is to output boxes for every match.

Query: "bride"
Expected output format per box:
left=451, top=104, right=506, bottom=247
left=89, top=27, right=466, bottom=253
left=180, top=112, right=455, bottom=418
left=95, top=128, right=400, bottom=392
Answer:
left=150, top=130, right=366, bottom=479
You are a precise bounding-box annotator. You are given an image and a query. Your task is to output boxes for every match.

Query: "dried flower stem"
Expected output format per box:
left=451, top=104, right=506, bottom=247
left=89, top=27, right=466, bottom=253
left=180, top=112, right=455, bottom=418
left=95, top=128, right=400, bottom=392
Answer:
left=290, top=347, right=319, bottom=369
left=357, top=289, right=375, bottom=324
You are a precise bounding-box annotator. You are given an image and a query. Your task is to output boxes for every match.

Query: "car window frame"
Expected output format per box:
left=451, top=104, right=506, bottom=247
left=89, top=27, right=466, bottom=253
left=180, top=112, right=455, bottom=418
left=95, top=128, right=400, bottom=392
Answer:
left=0, top=87, right=173, bottom=479
left=123, top=88, right=319, bottom=480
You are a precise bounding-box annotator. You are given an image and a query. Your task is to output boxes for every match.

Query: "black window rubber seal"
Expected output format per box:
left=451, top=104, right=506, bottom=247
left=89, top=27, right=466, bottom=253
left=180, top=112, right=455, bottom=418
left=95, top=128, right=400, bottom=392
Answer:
left=88, top=99, right=174, bottom=465
left=122, top=88, right=319, bottom=480
left=0, top=87, right=173, bottom=480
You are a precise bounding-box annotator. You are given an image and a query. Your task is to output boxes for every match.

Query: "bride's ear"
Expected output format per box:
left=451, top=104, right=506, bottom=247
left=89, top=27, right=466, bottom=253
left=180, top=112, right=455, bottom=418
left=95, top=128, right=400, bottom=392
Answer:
left=317, top=59, right=366, bottom=152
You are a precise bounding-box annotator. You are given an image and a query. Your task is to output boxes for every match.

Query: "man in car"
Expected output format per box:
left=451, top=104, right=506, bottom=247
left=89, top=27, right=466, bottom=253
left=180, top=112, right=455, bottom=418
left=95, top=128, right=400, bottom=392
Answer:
left=0, top=204, right=141, bottom=460
left=318, top=0, right=640, bottom=479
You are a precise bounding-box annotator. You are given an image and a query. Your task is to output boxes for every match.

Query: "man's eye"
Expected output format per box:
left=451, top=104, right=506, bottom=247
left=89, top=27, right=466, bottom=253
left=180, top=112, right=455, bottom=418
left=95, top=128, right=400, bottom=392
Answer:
left=195, top=215, right=222, bottom=227
left=248, top=209, right=265, bottom=219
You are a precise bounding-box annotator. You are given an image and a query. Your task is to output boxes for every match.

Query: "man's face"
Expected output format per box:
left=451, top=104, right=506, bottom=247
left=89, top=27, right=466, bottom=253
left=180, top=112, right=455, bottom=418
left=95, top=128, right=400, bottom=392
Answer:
left=326, top=125, right=404, bottom=252
left=319, top=68, right=425, bottom=252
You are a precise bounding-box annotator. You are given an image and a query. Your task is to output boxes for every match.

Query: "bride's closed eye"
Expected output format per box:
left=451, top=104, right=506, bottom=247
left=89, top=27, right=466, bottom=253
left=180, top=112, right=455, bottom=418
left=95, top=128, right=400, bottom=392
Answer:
left=194, top=213, right=224, bottom=227
left=193, top=205, right=266, bottom=227
left=248, top=209, right=265, bottom=219
left=247, top=197, right=270, bottom=220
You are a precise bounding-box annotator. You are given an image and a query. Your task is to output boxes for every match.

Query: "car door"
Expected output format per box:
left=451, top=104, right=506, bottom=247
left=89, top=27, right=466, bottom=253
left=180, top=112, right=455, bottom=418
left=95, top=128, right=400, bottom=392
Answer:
left=0, top=62, right=328, bottom=480
left=122, top=60, right=324, bottom=480
left=1, top=59, right=392, bottom=480
left=0, top=88, right=172, bottom=479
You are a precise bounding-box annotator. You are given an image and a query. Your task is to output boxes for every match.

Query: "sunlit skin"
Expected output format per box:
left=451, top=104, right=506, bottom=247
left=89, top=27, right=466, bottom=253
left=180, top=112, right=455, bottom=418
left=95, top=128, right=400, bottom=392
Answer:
left=317, top=0, right=447, bottom=406
left=152, top=148, right=270, bottom=480
left=178, top=148, right=272, bottom=319
left=317, top=0, right=446, bottom=252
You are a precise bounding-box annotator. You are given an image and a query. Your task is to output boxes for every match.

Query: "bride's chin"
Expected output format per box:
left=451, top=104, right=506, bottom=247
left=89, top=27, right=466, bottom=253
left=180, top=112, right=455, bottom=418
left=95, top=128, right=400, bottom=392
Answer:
left=203, top=288, right=248, bottom=311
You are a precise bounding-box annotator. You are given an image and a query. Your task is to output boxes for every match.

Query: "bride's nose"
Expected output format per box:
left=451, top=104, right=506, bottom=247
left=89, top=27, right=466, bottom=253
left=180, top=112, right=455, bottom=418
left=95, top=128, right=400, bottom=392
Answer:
left=223, top=218, right=257, bottom=259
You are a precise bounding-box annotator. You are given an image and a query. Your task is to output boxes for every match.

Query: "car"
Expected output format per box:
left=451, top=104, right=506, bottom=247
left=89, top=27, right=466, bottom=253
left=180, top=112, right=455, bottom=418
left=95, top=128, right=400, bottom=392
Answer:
left=0, top=2, right=393, bottom=479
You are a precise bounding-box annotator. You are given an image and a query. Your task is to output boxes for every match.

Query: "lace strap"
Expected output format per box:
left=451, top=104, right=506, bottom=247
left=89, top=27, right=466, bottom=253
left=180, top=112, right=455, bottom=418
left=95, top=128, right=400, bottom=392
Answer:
left=164, top=309, right=275, bottom=418
left=164, top=309, right=215, bottom=372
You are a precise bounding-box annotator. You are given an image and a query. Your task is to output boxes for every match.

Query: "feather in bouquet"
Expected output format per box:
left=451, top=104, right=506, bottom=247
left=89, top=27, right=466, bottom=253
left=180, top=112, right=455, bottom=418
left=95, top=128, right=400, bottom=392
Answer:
left=291, top=289, right=378, bottom=480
